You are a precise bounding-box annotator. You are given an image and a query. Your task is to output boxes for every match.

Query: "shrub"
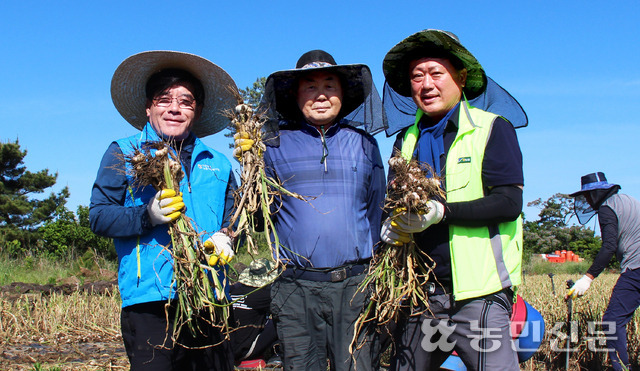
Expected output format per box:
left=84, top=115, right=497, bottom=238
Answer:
left=40, top=206, right=115, bottom=259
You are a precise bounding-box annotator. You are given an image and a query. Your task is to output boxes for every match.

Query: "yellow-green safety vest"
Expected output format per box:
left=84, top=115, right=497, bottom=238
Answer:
left=401, top=102, right=522, bottom=300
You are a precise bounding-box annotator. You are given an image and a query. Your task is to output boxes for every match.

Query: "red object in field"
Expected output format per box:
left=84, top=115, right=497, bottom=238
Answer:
left=540, top=250, right=583, bottom=263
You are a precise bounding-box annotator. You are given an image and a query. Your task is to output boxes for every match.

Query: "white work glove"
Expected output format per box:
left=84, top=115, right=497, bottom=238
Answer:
left=567, top=275, right=593, bottom=299
left=204, top=232, right=235, bottom=266
left=146, top=189, right=184, bottom=226
left=380, top=218, right=412, bottom=246
left=232, top=132, right=255, bottom=160
left=392, top=200, right=445, bottom=234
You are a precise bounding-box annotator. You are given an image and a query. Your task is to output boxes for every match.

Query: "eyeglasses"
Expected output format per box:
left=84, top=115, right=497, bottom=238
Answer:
left=152, top=96, right=196, bottom=110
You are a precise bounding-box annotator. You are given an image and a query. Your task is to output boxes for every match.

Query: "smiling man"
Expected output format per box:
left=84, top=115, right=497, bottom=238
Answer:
left=380, top=30, right=524, bottom=370
left=90, top=51, right=238, bottom=370
left=234, top=50, right=387, bottom=370
left=296, top=70, right=344, bottom=126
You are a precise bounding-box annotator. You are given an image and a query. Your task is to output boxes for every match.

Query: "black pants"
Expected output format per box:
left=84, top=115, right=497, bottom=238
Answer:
left=270, top=273, right=379, bottom=371
left=121, top=301, right=234, bottom=371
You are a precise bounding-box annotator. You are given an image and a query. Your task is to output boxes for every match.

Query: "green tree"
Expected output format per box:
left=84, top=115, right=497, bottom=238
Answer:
left=40, top=205, right=115, bottom=259
left=0, top=140, right=69, bottom=253
left=239, top=77, right=266, bottom=109
left=524, top=193, right=602, bottom=262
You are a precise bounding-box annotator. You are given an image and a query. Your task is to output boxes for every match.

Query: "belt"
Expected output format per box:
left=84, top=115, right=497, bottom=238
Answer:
left=281, top=264, right=368, bottom=282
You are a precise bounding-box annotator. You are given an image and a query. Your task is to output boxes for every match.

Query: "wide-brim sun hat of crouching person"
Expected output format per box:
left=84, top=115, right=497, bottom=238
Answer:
left=110, top=50, right=239, bottom=137
left=570, top=172, right=621, bottom=225
left=238, top=258, right=279, bottom=288
left=569, top=172, right=620, bottom=197
left=381, top=29, right=528, bottom=136
left=260, top=49, right=387, bottom=136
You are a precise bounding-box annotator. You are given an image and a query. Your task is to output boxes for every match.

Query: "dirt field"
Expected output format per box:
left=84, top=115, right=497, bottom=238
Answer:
left=0, top=280, right=284, bottom=370
left=0, top=280, right=129, bottom=370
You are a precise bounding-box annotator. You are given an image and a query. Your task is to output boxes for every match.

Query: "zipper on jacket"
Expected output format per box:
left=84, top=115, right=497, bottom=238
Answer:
left=320, top=125, right=328, bottom=173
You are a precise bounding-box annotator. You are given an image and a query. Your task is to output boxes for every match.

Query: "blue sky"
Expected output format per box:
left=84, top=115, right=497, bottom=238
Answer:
left=2, top=1, right=639, bottom=224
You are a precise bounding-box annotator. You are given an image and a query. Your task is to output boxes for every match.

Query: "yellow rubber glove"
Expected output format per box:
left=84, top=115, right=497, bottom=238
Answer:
left=392, top=201, right=445, bottom=233
left=232, top=132, right=255, bottom=160
left=381, top=218, right=411, bottom=246
left=204, top=232, right=235, bottom=265
left=381, top=208, right=412, bottom=246
left=146, top=189, right=184, bottom=226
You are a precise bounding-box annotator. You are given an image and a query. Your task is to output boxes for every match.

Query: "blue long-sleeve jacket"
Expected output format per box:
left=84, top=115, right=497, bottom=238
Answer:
left=264, top=120, right=386, bottom=268
left=90, top=123, right=236, bottom=307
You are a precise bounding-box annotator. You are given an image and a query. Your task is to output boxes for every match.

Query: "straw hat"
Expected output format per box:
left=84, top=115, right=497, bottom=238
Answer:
left=262, top=49, right=373, bottom=121
left=238, top=258, right=278, bottom=288
left=110, top=50, right=238, bottom=137
left=383, top=29, right=486, bottom=99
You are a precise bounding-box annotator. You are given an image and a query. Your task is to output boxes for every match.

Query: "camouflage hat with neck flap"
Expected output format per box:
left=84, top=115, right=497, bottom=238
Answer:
left=381, top=29, right=528, bottom=136
left=383, top=29, right=486, bottom=99
left=238, top=258, right=278, bottom=288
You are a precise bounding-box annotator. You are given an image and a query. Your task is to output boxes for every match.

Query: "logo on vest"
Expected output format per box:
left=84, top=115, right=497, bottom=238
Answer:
left=457, top=157, right=471, bottom=164
left=197, top=164, right=220, bottom=172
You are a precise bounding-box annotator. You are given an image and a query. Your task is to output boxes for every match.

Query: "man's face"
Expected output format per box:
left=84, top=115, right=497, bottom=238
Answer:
left=146, top=84, right=201, bottom=140
left=296, top=71, right=343, bottom=128
left=409, top=58, right=466, bottom=122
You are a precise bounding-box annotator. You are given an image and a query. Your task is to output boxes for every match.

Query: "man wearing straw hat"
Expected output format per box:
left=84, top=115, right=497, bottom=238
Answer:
left=567, top=172, right=640, bottom=371
left=90, top=51, right=238, bottom=370
left=380, top=30, right=525, bottom=370
left=235, top=50, right=387, bottom=370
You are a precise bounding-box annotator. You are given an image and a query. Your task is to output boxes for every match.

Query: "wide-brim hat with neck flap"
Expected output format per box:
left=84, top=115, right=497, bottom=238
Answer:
left=381, top=29, right=528, bottom=136
left=238, top=258, right=278, bottom=288
left=569, top=172, right=620, bottom=197
left=262, top=49, right=373, bottom=123
left=110, top=50, right=238, bottom=138
left=383, top=29, right=486, bottom=99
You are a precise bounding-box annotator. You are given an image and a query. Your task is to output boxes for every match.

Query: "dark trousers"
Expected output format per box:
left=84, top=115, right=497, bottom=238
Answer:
left=270, top=273, right=378, bottom=371
left=602, top=268, right=640, bottom=371
left=121, top=301, right=234, bottom=371
left=235, top=318, right=278, bottom=360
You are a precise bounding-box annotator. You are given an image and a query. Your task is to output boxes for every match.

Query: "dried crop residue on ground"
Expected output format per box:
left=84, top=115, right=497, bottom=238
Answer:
left=1, top=271, right=638, bottom=369
left=518, top=273, right=639, bottom=370
left=0, top=279, right=129, bottom=370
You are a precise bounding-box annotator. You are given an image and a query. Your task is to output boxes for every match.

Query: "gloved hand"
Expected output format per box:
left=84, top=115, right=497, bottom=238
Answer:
left=146, top=189, right=184, bottom=226
left=392, top=200, right=445, bottom=234
left=380, top=217, right=412, bottom=246
left=567, top=275, right=593, bottom=299
left=232, top=132, right=255, bottom=160
left=204, top=232, right=235, bottom=265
